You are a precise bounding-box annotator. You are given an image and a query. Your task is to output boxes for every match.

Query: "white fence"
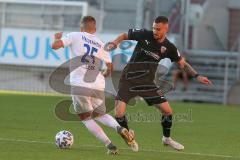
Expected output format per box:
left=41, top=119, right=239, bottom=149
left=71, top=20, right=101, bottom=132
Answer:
left=0, top=0, right=88, bottom=30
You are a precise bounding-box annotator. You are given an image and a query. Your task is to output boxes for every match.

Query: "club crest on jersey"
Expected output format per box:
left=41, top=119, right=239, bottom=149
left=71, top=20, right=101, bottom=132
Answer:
left=145, top=40, right=150, bottom=45
left=160, top=46, right=167, bottom=54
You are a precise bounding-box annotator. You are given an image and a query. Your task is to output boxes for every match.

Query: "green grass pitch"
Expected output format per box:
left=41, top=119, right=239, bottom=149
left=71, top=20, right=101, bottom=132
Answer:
left=0, top=93, right=239, bottom=160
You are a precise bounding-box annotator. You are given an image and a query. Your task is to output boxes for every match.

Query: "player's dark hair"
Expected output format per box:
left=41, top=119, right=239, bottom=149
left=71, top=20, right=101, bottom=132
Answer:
left=154, top=16, right=169, bottom=24
left=80, top=16, right=96, bottom=28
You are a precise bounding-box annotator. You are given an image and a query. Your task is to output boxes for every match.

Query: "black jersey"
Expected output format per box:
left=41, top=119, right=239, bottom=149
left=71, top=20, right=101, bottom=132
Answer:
left=121, top=29, right=182, bottom=83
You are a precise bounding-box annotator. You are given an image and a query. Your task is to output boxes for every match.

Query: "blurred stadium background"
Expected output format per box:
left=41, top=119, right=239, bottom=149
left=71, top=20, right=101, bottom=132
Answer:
left=0, top=0, right=239, bottom=105
left=0, top=1, right=240, bottom=160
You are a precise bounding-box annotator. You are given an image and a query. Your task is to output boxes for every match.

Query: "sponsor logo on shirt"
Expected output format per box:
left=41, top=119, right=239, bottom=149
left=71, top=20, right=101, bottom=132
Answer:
left=145, top=40, right=150, bottom=45
left=141, top=48, right=160, bottom=60
left=160, top=46, right=167, bottom=54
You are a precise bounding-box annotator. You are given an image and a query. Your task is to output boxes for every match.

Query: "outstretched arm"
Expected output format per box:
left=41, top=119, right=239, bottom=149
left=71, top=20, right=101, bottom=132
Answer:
left=112, top=33, right=129, bottom=45
left=102, top=62, right=113, bottom=77
left=106, top=33, right=128, bottom=51
left=177, top=58, right=212, bottom=85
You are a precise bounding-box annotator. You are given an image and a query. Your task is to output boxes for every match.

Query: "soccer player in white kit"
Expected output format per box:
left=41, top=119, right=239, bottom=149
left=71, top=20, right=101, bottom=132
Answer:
left=51, top=16, right=137, bottom=154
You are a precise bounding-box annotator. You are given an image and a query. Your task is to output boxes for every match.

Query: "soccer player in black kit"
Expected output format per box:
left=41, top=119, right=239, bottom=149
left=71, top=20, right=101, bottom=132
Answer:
left=108, top=16, right=212, bottom=151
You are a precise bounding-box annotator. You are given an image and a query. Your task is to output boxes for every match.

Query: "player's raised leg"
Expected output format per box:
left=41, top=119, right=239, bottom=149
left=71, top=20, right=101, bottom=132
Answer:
left=81, top=114, right=118, bottom=154
left=114, top=100, right=139, bottom=152
left=95, top=113, right=120, bottom=131
left=91, top=90, right=121, bottom=132
left=94, top=112, right=138, bottom=152
left=73, top=95, right=118, bottom=154
left=91, top=89, right=137, bottom=151
left=154, top=101, right=184, bottom=151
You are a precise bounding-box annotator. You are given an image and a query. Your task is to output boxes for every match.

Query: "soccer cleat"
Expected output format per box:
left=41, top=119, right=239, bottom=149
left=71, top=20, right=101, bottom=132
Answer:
left=106, top=143, right=119, bottom=155
left=162, top=136, right=184, bottom=151
left=128, top=129, right=138, bottom=152
left=117, top=126, right=139, bottom=152
left=129, top=129, right=135, bottom=138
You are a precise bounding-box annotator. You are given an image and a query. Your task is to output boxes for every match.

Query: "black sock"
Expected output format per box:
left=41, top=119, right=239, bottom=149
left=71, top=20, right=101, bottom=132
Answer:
left=115, top=115, right=129, bottom=130
left=161, top=115, right=172, bottom=137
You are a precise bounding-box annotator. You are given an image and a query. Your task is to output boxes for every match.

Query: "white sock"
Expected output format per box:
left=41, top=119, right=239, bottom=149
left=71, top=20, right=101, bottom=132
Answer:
left=82, top=119, right=111, bottom=146
left=95, top=114, right=120, bottom=131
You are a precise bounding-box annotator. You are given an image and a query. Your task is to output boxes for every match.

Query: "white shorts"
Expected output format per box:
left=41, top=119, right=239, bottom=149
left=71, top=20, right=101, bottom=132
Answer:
left=72, top=88, right=106, bottom=114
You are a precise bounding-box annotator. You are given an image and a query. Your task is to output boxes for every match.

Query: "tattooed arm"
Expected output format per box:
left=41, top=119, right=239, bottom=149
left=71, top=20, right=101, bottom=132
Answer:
left=177, top=58, right=212, bottom=85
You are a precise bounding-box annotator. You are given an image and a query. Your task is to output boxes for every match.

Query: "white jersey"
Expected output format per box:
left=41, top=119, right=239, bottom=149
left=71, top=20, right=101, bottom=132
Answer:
left=61, top=32, right=111, bottom=90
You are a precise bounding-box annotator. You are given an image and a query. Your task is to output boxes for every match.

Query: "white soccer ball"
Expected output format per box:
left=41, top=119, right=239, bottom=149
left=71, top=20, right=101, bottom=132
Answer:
left=55, top=130, right=74, bottom=149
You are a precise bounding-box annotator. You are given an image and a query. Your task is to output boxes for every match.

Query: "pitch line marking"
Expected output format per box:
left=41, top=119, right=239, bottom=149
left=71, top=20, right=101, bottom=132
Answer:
left=0, top=137, right=238, bottom=159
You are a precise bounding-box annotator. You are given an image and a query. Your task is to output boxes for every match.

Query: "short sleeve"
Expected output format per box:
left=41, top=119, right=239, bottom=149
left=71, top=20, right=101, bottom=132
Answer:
left=168, top=45, right=182, bottom=62
left=128, top=29, right=153, bottom=41
left=61, top=33, right=74, bottom=47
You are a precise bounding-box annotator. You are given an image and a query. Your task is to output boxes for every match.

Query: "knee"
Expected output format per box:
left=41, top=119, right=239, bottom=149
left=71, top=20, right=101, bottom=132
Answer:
left=155, top=102, right=173, bottom=115
left=115, top=109, right=125, bottom=118
left=78, top=112, right=92, bottom=121
left=91, top=112, right=104, bottom=119
left=163, top=108, right=173, bottom=116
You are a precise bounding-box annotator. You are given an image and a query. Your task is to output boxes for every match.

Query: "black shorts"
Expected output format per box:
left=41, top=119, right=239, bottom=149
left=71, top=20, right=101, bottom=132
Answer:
left=116, top=79, right=167, bottom=106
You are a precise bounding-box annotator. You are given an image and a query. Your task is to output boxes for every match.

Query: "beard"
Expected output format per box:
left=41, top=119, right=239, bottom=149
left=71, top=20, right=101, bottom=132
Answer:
left=154, top=34, right=162, bottom=40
